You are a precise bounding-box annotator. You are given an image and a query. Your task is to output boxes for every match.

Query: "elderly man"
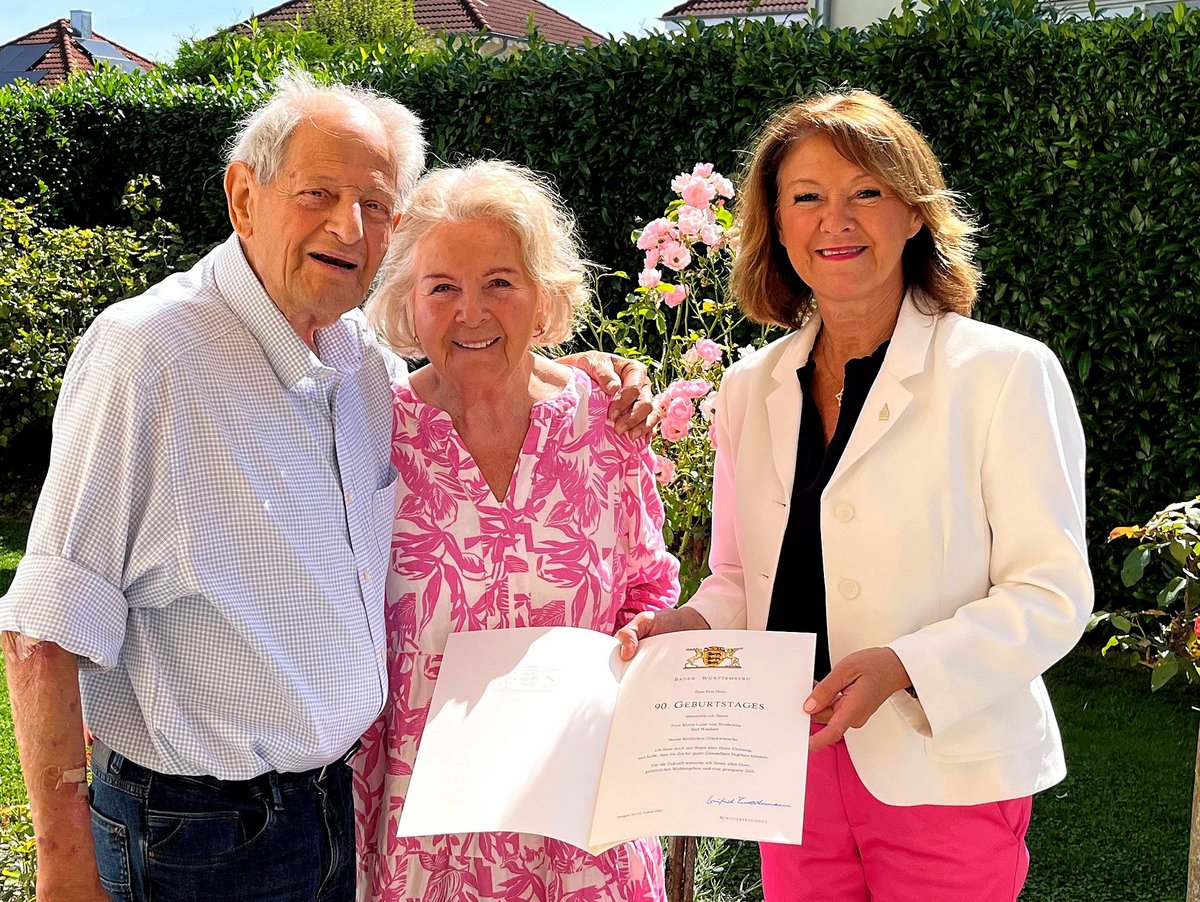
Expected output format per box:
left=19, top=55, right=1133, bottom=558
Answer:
left=0, top=74, right=647, bottom=901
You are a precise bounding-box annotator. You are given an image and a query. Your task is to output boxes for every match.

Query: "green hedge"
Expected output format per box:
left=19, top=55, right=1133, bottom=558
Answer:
left=1, top=0, right=1197, bottom=602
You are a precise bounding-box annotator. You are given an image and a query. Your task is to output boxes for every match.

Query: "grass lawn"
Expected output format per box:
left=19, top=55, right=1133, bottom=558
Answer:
left=0, top=517, right=1196, bottom=899
left=0, top=518, right=29, bottom=809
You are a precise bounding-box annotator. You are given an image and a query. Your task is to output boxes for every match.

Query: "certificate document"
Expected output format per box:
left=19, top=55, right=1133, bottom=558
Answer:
left=397, top=626, right=815, bottom=854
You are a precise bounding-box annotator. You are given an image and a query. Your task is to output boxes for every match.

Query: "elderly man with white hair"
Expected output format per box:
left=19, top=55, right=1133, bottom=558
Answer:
left=0, top=73, right=650, bottom=901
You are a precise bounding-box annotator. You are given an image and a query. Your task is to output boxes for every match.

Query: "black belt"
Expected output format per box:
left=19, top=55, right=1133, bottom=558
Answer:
left=91, top=738, right=360, bottom=793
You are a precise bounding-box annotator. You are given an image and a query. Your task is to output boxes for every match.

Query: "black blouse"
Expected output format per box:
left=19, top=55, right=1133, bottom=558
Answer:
left=766, top=339, right=890, bottom=678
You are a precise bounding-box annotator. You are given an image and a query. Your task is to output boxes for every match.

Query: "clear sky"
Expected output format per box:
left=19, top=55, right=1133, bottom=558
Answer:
left=0, top=0, right=667, bottom=62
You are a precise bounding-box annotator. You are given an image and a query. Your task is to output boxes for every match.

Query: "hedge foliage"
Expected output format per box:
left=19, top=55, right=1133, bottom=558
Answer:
left=0, top=180, right=195, bottom=508
left=0, top=0, right=1197, bottom=601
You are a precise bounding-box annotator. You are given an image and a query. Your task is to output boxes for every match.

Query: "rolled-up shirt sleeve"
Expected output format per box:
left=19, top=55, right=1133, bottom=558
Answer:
left=0, top=319, right=175, bottom=669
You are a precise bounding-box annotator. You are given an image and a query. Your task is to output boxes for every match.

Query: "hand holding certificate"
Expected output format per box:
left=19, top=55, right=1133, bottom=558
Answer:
left=398, top=626, right=815, bottom=853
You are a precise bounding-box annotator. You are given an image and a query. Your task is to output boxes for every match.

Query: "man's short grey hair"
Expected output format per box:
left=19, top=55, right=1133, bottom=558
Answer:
left=226, top=70, right=426, bottom=205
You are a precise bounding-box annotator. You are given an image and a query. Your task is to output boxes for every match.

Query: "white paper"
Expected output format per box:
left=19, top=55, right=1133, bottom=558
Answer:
left=398, top=626, right=815, bottom=853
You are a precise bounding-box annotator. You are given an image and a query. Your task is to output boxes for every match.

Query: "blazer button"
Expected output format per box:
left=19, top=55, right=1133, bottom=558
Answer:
left=838, top=579, right=860, bottom=599
left=834, top=502, right=854, bottom=522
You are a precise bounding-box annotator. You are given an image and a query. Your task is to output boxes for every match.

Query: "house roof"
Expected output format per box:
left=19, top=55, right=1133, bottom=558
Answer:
left=241, top=0, right=603, bottom=45
left=661, top=0, right=810, bottom=17
left=0, top=18, right=154, bottom=88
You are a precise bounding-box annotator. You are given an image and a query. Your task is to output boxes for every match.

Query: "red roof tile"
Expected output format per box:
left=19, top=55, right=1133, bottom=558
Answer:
left=2, top=18, right=154, bottom=88
left=662, top=0, right=809, bottom=17
left=239, top=0, right=602, bottom=45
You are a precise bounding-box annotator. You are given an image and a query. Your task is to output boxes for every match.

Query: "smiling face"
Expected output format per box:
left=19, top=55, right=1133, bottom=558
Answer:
left=775, top=133, right=922, bottom=312
left=411, top=218, right=543, bottom=394
left=226, top=98, right=400, bottom=341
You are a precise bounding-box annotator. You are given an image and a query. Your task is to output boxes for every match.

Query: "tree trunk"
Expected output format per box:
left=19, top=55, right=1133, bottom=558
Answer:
left=1189, top=722, right=1200, bottom=902
left=666, top=835, right=697, bottom=902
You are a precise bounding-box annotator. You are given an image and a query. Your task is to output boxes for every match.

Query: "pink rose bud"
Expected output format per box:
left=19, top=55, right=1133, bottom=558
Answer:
left=639, top=268, right=662, bottom=289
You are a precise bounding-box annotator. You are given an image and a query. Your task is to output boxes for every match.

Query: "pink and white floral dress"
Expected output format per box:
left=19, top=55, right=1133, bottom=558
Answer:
left=353, top=369, right=679, bottom=902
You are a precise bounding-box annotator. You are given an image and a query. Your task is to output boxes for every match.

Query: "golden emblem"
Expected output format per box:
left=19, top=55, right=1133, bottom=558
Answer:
left=683, top=646, right=743, bottom=669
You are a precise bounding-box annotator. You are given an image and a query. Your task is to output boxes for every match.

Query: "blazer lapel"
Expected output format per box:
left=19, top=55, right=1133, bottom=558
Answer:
left=765, top=312, right=821, bottom=495
left=827, top=294, right=937, bottom=488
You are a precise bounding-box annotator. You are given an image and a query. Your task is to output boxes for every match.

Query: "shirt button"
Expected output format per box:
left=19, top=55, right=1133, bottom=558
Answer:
left=363, top=570, right=371, bottom=583
left=345, top=490, right=354, bottom=505
left=834, top=502, right=854, bottom=522
left=838, top=579, right=860, bottom=600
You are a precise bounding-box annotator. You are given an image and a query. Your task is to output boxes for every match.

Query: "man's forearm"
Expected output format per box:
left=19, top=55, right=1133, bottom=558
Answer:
left=2, top=633, right=102, bottom=895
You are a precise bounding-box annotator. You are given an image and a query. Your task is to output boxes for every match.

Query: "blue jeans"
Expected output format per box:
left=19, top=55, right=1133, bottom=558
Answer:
left=89, top=743, right=356, bottom=901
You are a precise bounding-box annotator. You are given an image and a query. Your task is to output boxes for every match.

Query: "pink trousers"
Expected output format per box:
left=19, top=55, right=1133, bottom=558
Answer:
left=760, top=727, right=1032, bottom=901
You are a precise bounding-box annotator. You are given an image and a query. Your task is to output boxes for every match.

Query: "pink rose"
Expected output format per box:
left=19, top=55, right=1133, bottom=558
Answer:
left=660, top=241, right=692, bottom=272
left=681, top=177, right=716, bottom=209
left=692, top=162, right=715, bottom=179
left=660, top=418, right=691, bottom=442
left=695, top=338, right=723, bottom=366
left=666, top=378, right=712, bottom=399
left=1194, top=615, right=1200, bottom=639
left=665, top=397, right=695, bottom=426
left=713, top=175, right=735, bottom=199
left=660, top=284, right=688, bottom=307
left=639, top=268, right=662, bottom=289
left=637, top=218, right=675, bottom=250
left=670, top=173, right=690, bottom=194
left=676, top=204, right=710, bottom=238
left=700, top=391, right=717, bottom=422
left=653, top=454, right=676, bottom=485
left=681, top=347, right=701, bottom=367
left=643, top=247, right=660, bottom=269
left=699, top=224, right=722, bottom=247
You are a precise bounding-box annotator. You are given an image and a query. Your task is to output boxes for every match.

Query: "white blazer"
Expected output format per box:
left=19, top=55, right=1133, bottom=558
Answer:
left=686, top=294, right=1093, bottom=807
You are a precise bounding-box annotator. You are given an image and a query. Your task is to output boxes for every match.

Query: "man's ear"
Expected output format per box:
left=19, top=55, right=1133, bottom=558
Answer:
left=225, top=162, right=256, bottom=239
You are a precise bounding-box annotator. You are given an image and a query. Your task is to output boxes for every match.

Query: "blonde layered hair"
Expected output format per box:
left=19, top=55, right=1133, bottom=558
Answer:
left=366, top=160, right=591, bottom=358
left=731, top=90, right=981, bottom=328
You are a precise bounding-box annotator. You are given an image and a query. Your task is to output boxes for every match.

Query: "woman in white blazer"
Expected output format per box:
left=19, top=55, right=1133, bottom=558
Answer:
left=618, top=90, right=1092, bottom=901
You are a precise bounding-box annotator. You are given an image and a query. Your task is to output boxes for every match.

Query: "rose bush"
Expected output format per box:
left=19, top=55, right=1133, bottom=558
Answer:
left=585, top=164, right=779, bottom=595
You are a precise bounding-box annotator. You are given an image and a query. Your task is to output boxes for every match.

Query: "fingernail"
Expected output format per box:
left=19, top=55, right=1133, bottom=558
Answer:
left=803, top=699, right=817, bottom=714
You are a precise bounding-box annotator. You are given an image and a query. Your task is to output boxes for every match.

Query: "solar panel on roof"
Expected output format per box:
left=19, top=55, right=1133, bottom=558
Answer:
left=0, top=70, right=48, bottom=88
left=0, top=43, right=53, bottom=76
left=77, top=38, right=143, bottom=72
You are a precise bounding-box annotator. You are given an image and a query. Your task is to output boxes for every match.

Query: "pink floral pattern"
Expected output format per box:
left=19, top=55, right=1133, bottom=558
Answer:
left=354, top=369, right=680, bottom=902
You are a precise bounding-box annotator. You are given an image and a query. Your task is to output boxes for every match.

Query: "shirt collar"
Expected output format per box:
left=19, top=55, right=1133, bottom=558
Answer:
left=212, top=234, right=360, bottom=389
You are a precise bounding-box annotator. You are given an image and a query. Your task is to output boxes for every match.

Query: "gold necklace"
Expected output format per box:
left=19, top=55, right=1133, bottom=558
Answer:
left=814, top=343, right=845, bottom=408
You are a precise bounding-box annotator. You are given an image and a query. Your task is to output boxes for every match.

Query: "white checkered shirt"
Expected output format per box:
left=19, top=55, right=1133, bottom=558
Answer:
left=1, top=234, right=406, bottom=779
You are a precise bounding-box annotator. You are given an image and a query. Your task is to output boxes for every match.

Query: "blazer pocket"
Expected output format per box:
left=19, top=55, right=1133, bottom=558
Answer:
left=923, top=697, right=1047, bottom=762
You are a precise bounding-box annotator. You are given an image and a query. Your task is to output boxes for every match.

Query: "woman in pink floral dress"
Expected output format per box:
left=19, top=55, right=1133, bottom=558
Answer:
left=355, top=160, right=679, bottom=902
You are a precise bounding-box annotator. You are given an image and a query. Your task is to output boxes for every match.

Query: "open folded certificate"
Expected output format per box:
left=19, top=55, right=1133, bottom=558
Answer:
left=397, top=626, right=815, bottom=853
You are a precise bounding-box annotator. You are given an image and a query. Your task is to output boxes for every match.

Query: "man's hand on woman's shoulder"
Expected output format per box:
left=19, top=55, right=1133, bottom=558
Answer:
left=558, top=351, right=656, bottom=438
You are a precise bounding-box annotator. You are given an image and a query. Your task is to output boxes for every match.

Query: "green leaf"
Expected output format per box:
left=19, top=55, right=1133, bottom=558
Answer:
left=1121, top=547, right=1152, bottom=587
left=1156, top=576, right=1186, bottom=607
left=1109, top=614, right=1133, bottom=632
left=1150, top=657, right=1179, bottom=691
